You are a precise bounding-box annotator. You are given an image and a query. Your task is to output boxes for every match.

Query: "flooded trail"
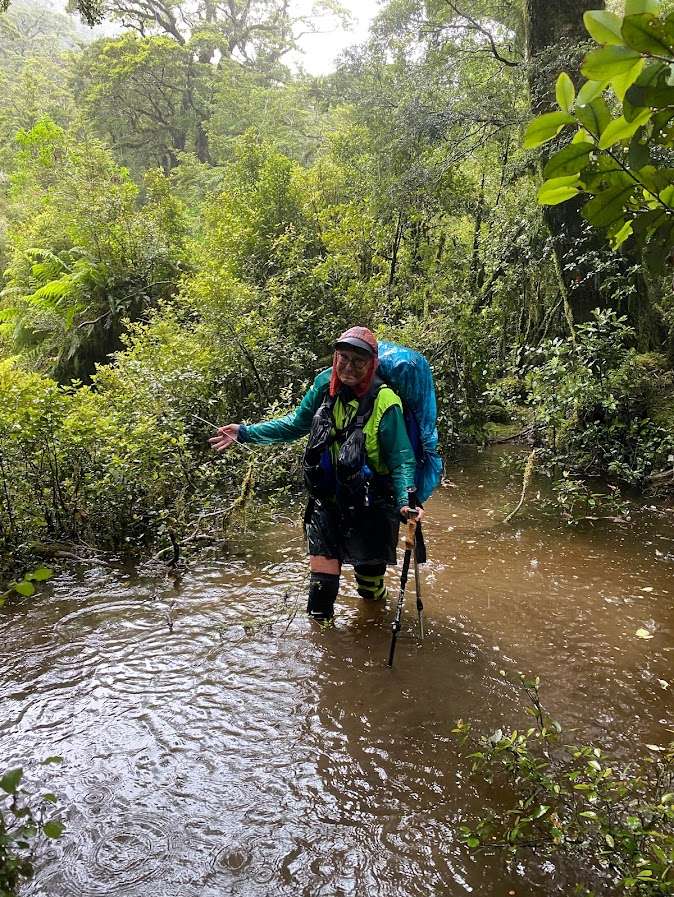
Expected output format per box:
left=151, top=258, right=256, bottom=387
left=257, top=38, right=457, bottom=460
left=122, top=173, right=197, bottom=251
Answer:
left=1, top=448, right=672, bottom=896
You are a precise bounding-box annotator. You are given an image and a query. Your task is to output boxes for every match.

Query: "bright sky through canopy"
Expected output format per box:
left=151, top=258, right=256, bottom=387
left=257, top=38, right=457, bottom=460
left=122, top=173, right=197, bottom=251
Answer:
left=293, top=0, right=380, bottom=74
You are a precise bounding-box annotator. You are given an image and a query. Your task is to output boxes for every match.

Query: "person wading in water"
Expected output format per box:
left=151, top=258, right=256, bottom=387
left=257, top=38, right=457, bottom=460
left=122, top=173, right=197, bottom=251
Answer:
left=210, top=326, right=425, bottom=622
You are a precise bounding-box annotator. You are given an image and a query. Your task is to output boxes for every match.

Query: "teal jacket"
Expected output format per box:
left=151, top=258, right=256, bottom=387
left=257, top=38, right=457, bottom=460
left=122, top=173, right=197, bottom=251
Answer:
left=238, top=369, right=417, bottom=510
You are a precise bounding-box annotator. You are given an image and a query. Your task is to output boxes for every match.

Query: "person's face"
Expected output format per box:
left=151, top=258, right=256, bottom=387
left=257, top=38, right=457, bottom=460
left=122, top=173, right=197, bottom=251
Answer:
left=335, top=348, right=371, bottom=386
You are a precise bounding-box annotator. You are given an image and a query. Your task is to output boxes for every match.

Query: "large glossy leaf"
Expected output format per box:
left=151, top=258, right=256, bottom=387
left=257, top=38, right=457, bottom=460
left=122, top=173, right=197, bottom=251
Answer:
left=543, top=142, right=594, bottom=178
left=598, top=108, right=653, bottom=148
left=538, top=176, right=581, bottom=205
left=583, top=183, right=637, bottom=228
left=582, top=45, right=642, bottom=81
left=523, top=111, right=575, bottom=149
left=556, top=72, right=575, bottom=112
left=622, top=12, right=674, bottom=56
left=575, top=96, right=612, bottom=136
left=584, top=10, right=624, bottom=45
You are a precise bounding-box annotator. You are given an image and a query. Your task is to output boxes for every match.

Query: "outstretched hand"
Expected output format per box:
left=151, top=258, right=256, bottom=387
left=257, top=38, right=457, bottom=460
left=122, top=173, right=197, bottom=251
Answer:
left=209, top=424, right=240, bottom=452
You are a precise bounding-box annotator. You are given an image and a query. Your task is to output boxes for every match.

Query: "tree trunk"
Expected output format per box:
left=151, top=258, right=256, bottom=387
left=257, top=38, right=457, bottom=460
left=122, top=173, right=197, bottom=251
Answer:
left=524, top=0, right=605, bottom=324
left=387, top=211, right=405, bottom=302
left=470, top=170, right=486, bottom=292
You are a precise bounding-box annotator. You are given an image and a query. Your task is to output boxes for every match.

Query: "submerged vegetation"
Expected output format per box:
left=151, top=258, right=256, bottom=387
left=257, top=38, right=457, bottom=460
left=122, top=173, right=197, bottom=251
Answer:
left=455, top=677, right=674, bottom=896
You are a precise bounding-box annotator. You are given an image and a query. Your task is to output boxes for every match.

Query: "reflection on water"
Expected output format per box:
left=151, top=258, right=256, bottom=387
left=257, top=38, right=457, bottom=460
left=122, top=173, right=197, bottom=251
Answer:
left=1, top=448, right=672, bottom=896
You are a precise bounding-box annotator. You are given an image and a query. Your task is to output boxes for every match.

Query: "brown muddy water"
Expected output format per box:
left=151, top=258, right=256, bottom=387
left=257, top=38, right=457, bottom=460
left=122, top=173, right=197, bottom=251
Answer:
left=1, top=448, right=673, bottom=897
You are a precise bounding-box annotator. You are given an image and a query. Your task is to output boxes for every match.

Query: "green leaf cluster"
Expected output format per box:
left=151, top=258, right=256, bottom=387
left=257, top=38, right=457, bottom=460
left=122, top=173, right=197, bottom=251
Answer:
left=524, top=0, right=674, bottom=260
left=1, top=759, right=64, bottom=897
left=456, top=676, right=674, bottom=895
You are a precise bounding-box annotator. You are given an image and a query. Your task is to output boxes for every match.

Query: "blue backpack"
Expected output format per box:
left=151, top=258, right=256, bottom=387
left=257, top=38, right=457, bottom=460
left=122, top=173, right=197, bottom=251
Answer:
left=377, top=342, right=443, bottom=503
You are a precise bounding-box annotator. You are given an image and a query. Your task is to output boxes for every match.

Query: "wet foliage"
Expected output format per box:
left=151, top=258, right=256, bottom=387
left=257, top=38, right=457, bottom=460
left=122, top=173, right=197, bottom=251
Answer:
left=0, top=760, right=64, bottom=897
left=454, top=676, right=674, bottom=896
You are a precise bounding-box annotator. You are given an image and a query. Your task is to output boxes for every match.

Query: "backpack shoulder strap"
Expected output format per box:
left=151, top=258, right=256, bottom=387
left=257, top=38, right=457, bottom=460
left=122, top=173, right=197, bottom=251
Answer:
left=353, top=376, right=385, bottom=429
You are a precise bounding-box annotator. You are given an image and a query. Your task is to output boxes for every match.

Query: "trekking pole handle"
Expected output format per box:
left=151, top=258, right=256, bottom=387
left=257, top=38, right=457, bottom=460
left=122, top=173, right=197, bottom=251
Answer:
left=404, top=487, right=418, bottom=551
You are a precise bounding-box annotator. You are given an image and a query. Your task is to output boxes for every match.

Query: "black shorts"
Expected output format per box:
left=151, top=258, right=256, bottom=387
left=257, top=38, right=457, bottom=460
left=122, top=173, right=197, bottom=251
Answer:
left=305, top=493, right=400, bottom=567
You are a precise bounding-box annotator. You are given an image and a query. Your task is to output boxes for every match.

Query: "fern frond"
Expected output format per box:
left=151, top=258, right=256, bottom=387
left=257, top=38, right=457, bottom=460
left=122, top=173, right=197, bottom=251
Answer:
left=27, top=276, right=75, bottom=306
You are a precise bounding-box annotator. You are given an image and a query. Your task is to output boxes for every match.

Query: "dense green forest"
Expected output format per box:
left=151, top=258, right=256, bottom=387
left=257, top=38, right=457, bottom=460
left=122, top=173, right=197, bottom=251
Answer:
left=1, top=0, right=673, bottom=579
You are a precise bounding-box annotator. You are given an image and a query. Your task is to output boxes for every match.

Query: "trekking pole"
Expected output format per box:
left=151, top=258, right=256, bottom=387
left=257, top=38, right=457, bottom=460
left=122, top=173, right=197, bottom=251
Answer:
left=413, top=546, right=424, bottom=641
left=387, top=488, right=418, bottom=668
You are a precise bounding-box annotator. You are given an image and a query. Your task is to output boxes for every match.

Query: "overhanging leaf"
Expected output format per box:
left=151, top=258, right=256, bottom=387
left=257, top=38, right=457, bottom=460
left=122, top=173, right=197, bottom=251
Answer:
left=538, top=177, right=581, bottom=205
left=629, top=134, right=650, bottom=169
left=584, top=10, right=624, bottom=45
left=637, top=164, right=674, bottom=193
left=598, top=108, right=653, bottom=148
left=659, top=183, right=674, bottom=206
left=523, top=111, right=575, bottom=149
left=626, top=82, right=674, bottom=107
left=544, top=142, right=594, bottom=178
left=583, top=183, right=636, bottom=228
left=611, top=58, right=645, bottom=100
left=575, top=96, right=612, bottom=135
left=632, top=207, right=669, bottom=238
left=585, top=166, right=633, bottom=193
left=622, top=12, right=674, bottom=56
left=556, top=72, right=576, bottom=112
left=577, top=79, right=609, bottom=105
left=625, top=0, right=660, bottom=15
left=610, top=219, right=634, bottom=248
left=582, top=45, right=642, bottom=81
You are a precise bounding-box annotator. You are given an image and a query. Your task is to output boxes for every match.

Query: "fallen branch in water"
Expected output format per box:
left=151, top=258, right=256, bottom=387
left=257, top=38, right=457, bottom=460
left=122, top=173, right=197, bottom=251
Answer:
left=488, top=424, right=537, bottom=445
left=648, top=467, right=674, bottom=487
left=27, top=542, right=111, bottom=566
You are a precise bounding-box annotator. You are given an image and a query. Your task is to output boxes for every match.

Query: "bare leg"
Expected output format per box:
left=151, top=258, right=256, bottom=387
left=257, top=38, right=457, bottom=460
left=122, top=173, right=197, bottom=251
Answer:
left=307, top=555, right=340, bottom=619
